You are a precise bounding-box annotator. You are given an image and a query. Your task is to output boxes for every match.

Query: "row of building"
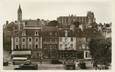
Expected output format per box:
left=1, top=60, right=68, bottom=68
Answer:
left=8, top=5, right=111, bottom=61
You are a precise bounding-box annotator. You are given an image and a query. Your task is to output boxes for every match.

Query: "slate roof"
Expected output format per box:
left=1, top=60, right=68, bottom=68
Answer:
left=22, top=19, right=42, bottom=27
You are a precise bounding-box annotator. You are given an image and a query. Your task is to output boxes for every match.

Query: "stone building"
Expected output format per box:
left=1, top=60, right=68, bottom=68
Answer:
left=58, top=29, right=76, bottom=50
left=11, top=5, right=43, bottom=60
left=10, top=5, right=96, bottom=62
left=98, top=23, right=111, bottom=38
left=42, top=26, right=59, bottom=60
left=57, top=11, right=95, bottom=29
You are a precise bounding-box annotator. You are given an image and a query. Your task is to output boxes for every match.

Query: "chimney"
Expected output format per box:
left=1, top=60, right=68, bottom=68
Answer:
left=6, top=21, right=9, bottom=25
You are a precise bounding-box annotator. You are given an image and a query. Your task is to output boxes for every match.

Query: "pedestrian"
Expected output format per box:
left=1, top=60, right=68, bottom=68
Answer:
left=40, top=59, right=42, bottom=64
left=93, top=62, right=98, bottom=69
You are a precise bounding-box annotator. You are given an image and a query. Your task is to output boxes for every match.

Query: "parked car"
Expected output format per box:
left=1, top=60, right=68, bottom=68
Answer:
left=97, top=64, right=109, bottom=70
left=3, top=58, right=9, bottom=66
left=51, top=60, right=62, bottom=64
left=65, top=64, right=76, bottom=70
left=78, top=62, right=86, bottom=69
left=64, top=60, right=76, bottom=70
left=14, top=60, right=38, bottom=70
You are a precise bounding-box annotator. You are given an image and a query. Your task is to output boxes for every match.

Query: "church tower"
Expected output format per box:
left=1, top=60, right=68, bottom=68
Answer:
left=86, top=11, right=95, bottom=28
left=17, top=5, right=22, bottom=21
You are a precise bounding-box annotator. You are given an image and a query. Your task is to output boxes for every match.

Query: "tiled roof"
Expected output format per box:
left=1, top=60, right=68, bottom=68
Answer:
left=22, top=19, right=42, bottom=27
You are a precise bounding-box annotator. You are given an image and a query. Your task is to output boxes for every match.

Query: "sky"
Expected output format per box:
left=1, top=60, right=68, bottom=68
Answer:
left=0, top=0, right=112, bottom=25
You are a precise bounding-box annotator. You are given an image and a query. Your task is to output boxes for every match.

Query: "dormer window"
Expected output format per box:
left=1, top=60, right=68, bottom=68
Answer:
left=35, top=31, right=39, bottom=36
left=22, top=31, right=26, bottom=36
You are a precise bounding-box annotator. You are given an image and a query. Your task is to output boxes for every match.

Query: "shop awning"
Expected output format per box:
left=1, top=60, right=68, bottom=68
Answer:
left=11, top=51, right=31, bottom=56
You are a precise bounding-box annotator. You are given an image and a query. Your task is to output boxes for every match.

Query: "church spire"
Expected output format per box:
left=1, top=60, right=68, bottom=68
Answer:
left=17, top=4, right=22, bottom=21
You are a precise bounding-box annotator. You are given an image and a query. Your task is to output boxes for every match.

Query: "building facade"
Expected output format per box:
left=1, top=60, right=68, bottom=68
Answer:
left=11, top=5, right=98, bottom=62
left=59, top=29, right=76, bottom=50
left=42, top=26, right=59, bottom=60
left=11, top=5, right=43, bottom=60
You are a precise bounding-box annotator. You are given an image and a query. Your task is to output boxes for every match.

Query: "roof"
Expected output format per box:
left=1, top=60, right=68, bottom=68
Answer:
left=57, top=16, right=88, bottom=24
left=12, top=57, right=27, bottom=60
left=11, top=51, right=31, bottom=56
left=22, top=19, right=42, bottom=27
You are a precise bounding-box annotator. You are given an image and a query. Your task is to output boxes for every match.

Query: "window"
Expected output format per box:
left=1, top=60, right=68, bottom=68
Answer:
left=35, top=32, right=39, bottom=36
left=65, top=44, right=67, bottom=47
left=22, top=31, right=26, bottom=36
left=29, top=38, right=31, bottom=42
left=23, top=38, right=25, bottom=42
left=85, top=52, right=88, bottom=58
left=85, top=51, right=91, bottom=59
left=71, top=37, right=73, bottom=41
left=25, top=21, right=27, bottom=25
left=16, top=45, right=18, bottom=49
left=16, top=38, right=18, bottom=42
left=36, top=45, right=38, bottom=48
left=22, top=45, right=25, bottom=49
left=36, top=32, right=37, bottom=34
left=65, top=30, right=68, bottom=37
left=36, top=38, right=38, bottom=42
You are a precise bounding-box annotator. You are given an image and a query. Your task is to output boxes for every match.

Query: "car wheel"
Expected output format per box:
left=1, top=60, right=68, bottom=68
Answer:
left=13, top=62, right=15, bottom=65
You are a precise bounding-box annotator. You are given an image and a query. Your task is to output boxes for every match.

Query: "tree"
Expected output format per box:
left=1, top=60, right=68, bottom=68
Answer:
left=47, top=20, right=59, bottom=26
left=73, top=21, right=80, bottom=27
left=3, top=22, right=18, bottom=51
left=88, top=38, right=111, bottom=65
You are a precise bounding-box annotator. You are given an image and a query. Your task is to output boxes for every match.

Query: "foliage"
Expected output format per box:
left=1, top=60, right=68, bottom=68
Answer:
left=3, top=22, right=17, bottom=51
left=88, top=38, right=111, bottom=65
left=47, top=20, right=59, bottom=26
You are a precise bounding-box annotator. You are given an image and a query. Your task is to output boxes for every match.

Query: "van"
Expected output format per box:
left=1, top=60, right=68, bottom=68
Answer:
left=12, top=57, right=28, bottom=65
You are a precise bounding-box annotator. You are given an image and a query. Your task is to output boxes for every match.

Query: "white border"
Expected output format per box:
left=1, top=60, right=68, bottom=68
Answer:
left=0, top=0, right=114, bottom=72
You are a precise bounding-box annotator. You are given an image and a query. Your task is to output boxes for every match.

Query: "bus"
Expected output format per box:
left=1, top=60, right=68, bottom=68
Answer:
left=12, top=57, right=28, bottom=65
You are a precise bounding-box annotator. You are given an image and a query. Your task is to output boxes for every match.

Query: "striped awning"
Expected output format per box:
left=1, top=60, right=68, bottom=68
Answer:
left=11, top=51, right=31, bottom=56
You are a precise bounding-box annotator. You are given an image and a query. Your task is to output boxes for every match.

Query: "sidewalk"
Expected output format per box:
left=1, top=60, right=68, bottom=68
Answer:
left=37, top=63, right=65, bottom=70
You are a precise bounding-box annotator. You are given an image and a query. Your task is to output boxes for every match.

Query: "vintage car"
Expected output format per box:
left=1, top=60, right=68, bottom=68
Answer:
left=3, top=58, right=9, bottom=66
left=51, top=60, right=62, bottom=64
left=65, top=64, right=76, bottom=70
left=14, top=60, right=38, bottom=70
left=64, top=60, right=76, bottom=70
left=78, top=62, right=86, bottom=69
left=97, top=64, right=109, bottom=70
